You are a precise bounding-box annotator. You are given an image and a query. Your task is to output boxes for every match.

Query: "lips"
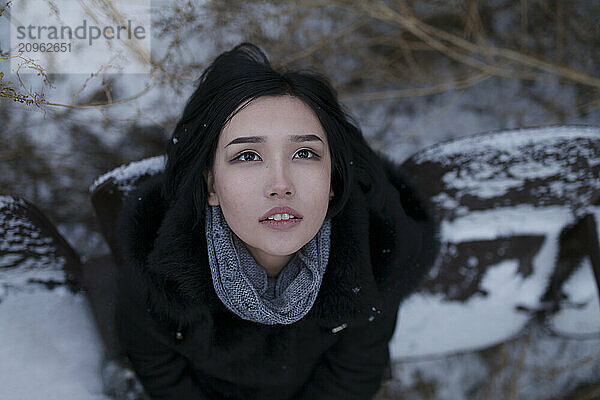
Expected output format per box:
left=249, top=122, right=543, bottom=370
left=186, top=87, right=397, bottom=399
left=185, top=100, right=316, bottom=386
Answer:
left=259, top=206, right=303, bottom=222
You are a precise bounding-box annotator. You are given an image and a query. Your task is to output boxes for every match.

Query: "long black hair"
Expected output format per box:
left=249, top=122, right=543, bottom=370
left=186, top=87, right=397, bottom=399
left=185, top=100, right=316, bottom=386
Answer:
left=162, top=42, right=387, bottom=229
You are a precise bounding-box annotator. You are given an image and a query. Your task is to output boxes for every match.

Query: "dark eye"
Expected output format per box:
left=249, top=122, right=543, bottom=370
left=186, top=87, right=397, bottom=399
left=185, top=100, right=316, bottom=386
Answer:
left=294, top=149, right=319, bottom=159
left=234, top=151, right=261, bottom=162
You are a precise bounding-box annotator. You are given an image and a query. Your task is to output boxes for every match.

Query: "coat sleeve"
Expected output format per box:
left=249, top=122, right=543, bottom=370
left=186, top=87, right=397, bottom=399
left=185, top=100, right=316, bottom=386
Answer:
left=295, top=308, right=399, bottom=400
left=115, top=274, right=211, bottom=400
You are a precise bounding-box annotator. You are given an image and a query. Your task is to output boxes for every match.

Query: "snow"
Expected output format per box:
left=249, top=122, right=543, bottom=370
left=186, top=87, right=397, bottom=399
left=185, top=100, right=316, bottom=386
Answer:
left=0, top=195, right=26, bottom=209
left=440, top=204, right=571, bottom=242
left=412, top=126, right=600, bottom=164
left=1, top=195, right=108, bottom=399
left=1, top=196, right=68, bottom=301
left=414, top=127, right=600, bottom=215
left=390, top=205, right=600, bottom=359
left=388, top=323, right=600, bottom=400
left=442, top=170, right=525, bottom=199
left=88, top=154, right=165, bottom=193
left=550, top=257, right=600, bottom=336
left=390, top=260, right=530, bottom=359
left=0, top=290, right=108, bottom=400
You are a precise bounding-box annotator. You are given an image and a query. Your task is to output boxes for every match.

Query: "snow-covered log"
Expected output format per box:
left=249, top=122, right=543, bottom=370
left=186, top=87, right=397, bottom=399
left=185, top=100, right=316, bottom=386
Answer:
left=373, top=126, right=600, bottom=399
left=89, top=155, right=165, bottom=260
left=0, top=195, right=107, bottom=399
left=0, top=195, right=83, bottom=300
left=394, top=126, right=600, bottom=357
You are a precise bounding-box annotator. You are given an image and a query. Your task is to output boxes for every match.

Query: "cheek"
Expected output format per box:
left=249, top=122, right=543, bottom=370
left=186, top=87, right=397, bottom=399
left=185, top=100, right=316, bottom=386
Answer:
left=215, top=171, right=259, bottom=210
left=300, top=166, right=332, bottom=209
left=217, top=176, right=249, bottom=211
left=314, top=163, right=332, bottom=193
left=214, top=177, right=255, bottom=235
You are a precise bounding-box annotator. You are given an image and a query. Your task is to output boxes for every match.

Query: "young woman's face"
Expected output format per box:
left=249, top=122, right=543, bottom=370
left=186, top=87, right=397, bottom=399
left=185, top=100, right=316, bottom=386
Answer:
left=205, top=95, right=333, bottom=276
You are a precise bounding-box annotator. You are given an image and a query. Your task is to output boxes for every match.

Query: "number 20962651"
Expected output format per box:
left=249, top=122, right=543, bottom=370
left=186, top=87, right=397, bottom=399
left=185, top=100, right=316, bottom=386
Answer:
left=18, top=42, right=72, bottom=53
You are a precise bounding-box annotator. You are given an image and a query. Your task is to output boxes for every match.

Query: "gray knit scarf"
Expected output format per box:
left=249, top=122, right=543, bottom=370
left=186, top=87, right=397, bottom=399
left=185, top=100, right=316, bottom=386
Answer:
left=204, top=204, right=331, bottom=325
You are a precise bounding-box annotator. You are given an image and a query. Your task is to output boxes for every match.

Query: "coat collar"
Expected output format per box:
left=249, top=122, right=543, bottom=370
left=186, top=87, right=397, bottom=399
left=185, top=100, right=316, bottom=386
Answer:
left=118, top=158, right=433, bottom=329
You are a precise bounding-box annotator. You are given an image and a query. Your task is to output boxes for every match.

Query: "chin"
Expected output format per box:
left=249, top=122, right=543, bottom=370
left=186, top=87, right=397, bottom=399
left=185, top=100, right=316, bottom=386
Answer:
left=261, top=242, right=303, bottom=257
left=242, top=226, right=316, bottom=255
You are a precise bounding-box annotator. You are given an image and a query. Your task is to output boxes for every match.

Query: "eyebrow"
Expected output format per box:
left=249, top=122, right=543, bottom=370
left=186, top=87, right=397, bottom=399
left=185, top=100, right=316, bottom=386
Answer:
left=225, top=134, right=324, bottom=147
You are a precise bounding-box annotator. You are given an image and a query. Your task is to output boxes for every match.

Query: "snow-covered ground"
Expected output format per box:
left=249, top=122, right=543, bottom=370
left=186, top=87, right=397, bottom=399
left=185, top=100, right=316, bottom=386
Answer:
left=0, top=290, right=108, bottom=400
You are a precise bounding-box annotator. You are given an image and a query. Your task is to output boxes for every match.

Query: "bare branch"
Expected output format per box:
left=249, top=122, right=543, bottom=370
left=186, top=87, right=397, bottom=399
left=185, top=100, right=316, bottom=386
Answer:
left=42, top=82, right=155, bottom=109
left=0, top=0, right=12, bottom=17
left=339, top=71, right=491, bottom=101
left=279, top=17, right=368, bottom=66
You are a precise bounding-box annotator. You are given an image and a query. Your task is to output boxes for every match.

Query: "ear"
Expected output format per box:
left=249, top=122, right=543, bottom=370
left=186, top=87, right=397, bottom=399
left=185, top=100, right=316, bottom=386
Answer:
left=329, top=186, right=334, bottom=200
left=203, top=170, right=220, bottom=206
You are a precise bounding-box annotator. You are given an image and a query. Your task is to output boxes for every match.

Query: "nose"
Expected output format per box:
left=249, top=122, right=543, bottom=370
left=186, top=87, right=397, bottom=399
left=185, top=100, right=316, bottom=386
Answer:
left=264, top=161, right=295, bottom=198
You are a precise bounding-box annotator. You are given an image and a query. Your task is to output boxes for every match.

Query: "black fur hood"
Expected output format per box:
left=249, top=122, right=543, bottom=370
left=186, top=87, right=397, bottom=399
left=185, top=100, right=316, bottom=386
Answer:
left=116, top=153, right=439, bottom=330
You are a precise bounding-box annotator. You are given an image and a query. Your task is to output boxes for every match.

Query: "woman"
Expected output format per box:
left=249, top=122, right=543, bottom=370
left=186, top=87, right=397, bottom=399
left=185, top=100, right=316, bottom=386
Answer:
left=116, top=42, right=438, bottom=400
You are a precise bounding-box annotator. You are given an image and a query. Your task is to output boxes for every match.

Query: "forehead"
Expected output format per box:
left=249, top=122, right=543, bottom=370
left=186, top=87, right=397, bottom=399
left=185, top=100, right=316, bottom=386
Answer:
left=219, top=95, right=326, bottom=143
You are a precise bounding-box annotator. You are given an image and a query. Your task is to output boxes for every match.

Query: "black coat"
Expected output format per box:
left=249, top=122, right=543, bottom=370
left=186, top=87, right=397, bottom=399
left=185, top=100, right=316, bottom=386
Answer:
left=115, top=152, right=438, bottom=400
